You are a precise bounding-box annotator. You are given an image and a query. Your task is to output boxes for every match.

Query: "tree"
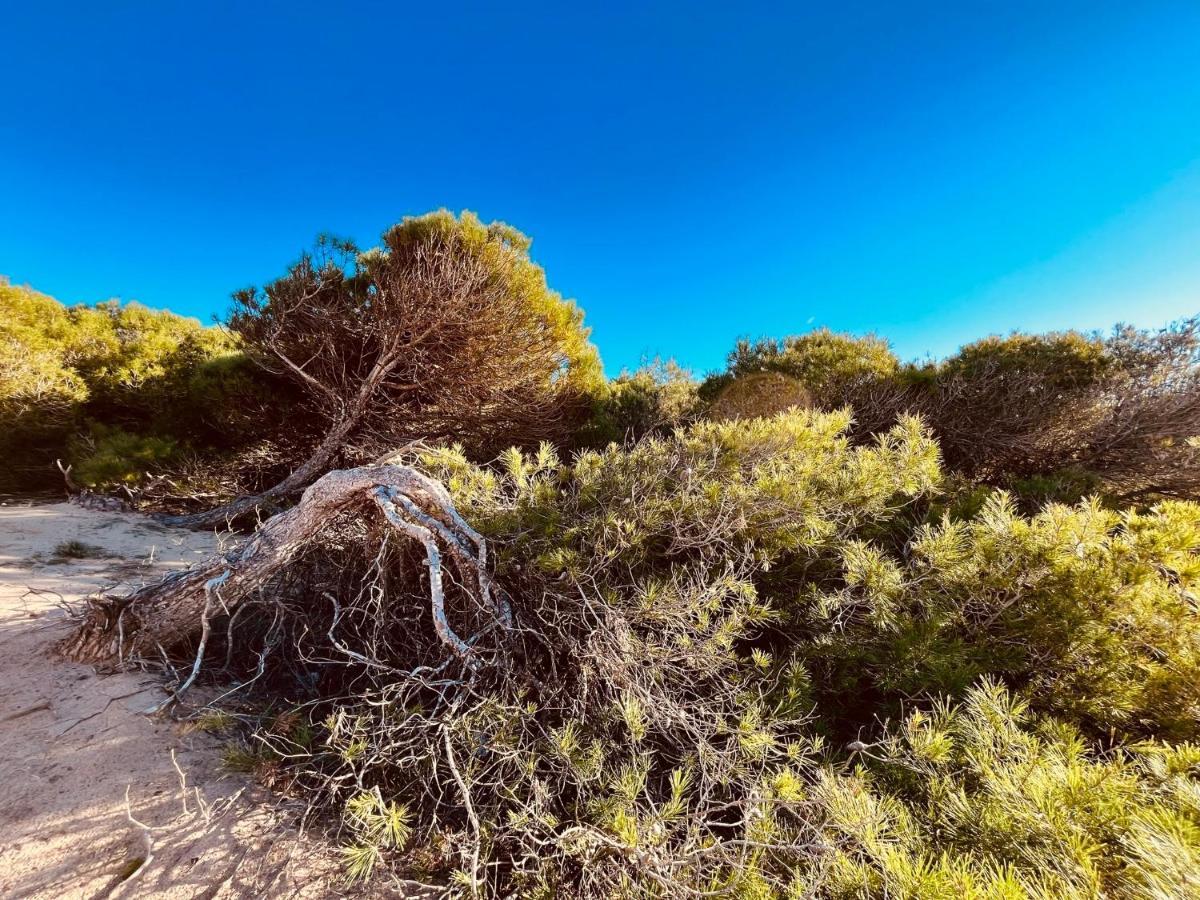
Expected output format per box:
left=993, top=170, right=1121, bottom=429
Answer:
left=165, top=210, right=603, bottom=529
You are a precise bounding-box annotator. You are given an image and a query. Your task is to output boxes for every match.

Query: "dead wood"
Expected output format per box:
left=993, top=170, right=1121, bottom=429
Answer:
left=59, top=465, right=509, bottom=674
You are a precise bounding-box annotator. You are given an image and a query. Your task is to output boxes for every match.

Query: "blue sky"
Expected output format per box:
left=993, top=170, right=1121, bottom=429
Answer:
left=2, top=2, right=1199, bottom=375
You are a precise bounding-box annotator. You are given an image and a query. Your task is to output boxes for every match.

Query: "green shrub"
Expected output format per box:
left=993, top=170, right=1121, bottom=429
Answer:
left=576, top=358, right=702, bottom=446
left=75, top=403, right=1198, bottom=894
left=812, top=680, right=1200, bottom=898
left=707, top=371, right=813, bottom=422
left=0, top=277, right=281, bottom=493
left=709, top=328, right=900, bottom=404
left=70, top=426, right=180, bottom=487
left=0, top=280, right=91, bottom=489
left=802, top=492, right=1200, bottom=741
left=939, top=330, right=1114, bottom=389
left=718, top=321, right=1200, bottom=504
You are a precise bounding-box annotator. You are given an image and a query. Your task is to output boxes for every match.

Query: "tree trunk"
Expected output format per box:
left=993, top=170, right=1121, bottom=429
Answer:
left=162, top=348, right=408, bottom=530
left=160, top=409, right=359, bottom=530
left=61, top=465, right=508, bottom=672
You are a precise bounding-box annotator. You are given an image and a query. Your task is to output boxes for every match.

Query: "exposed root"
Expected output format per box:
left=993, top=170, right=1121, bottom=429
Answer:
left=59, top=465, right=507, bottom=673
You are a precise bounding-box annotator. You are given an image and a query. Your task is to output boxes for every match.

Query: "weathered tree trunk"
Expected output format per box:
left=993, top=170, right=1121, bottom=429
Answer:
left=161, top=350, right=406, bottom=531
left=158, top=413, right=358, bottom=530
left=61, top=465, right=508, bottom=674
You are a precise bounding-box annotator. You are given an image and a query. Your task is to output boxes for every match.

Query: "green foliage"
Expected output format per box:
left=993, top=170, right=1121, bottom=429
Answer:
left=9, top=251, right=1200, bottom=895
left=62, top=298, right=241, bottom=415
left=91, top=399, right=1195, bottom=895
left=939, top=329, right=1114, bottom=389
left=427, top=409, right=942, bottom=577
left=812, top=680, right=1200, bottom=898
left=379, top=210, right=606, bottom=399
left=70, top=426, right=180, bottom=487
left=577, top=358, right=702, bottom=446
left=342, top=788, right=413, bottom=881
left=0, top=277, right=263, bottom=491
left=803, top=493, right=1200, bottom=740
left=351, top=410, right=1194, bottom=891
left=712, top=328, right=900, bottom=402
left=711, top=320, right=1200, bottom=504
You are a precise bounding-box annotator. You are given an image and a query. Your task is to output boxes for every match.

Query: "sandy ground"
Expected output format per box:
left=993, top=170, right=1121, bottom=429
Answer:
left=0, top=502, right=371, bottom=899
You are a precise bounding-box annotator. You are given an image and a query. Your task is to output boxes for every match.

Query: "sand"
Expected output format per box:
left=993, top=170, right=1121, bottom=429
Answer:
left=0, top=501, right=382, bottom=899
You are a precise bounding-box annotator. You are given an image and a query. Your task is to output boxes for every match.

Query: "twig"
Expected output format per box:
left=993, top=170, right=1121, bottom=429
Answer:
left=1, top=700, right=51, bottom=722
left=443, top=727, right=482, bottom=899
left=109, top=785, right=155, bottom=898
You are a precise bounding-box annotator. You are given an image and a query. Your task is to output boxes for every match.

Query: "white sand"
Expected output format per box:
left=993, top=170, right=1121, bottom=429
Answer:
left=0, top=502, right=370, bottom=898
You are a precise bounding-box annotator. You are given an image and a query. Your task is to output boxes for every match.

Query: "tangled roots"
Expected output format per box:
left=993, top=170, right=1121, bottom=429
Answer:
left=59, top=465, right=509, bottom=674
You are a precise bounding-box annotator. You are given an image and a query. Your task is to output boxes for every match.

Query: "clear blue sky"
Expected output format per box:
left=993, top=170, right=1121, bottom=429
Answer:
left=3, top=2, right=1199, bottom=375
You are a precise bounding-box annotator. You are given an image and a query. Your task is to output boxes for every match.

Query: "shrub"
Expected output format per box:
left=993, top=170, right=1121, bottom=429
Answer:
left=812, top=680, right=1200, bottom=898
left=707, top=371, right=812, bottom=422
left=0, top=278, right=260, bottom=492
left=100, top=410, right=937, bottom=895
left=712, top=329, right=900, bottom=404
left=69, top=426, right=180, bottom=488
left=66, top=407, right=1200, bottom=894
left=576, top=358, right=703, bottom=446
left=800, top=492, right=1200, bottom=741
left=938, top=329, right=1114, bottom=388
left=726, top=321, right=1200, bottom=503
left=0, top=280, right=91, bottom=489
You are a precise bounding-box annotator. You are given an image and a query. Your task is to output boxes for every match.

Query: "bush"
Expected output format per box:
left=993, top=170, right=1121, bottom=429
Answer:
left=0, top=280, right=91, bottom=489
left=812, top=680, right=1200, bottom=898
left=576, top=359, right=702, bottom=446
left=162, top=210, right=608, bottom=527
left=119, top=410, right=937, bottom=895
left=68, top=406, right=1200, bottom=895
left=0, top=278, right=264, bottom=492
left=711, top=329, right=900, bottom=404
left=706, top=371, right=813, bottom=422
left=938, top=329, right=1114, bottom=388
left=227, top=212, right=604, bottom=460
left=69, top=426, right=180, bottom=488
left=800, top=492, right=1200, bottom=741
left=717, top=321, right=1200, bottom=504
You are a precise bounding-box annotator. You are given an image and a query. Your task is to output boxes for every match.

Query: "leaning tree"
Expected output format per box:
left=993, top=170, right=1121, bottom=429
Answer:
left=165, top=210, right=603, bottom=529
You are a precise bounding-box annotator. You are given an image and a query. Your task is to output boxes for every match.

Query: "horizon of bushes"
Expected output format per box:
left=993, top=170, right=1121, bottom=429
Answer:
left=5, top=273, right=1198, bottom=509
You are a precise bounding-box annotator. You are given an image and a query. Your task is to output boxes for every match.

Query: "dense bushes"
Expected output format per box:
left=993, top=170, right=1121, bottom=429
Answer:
left=708, top=321, right=1200, bottom=505
left=801, top=493, right=1200, bottom=741
left=12, top=247, right=1195, bottom=512
left=3, top=210, right=604, bottom=504
left=893, top=325, right=1200, bottom=501
left=104, top=408, right=1197, bottom=895
left=714, top=329, right=900, bottom=401
left=12, top=229, right=1200, bottom=893
left=0, top=278, right=281, bottom=492
left=576, top=359, right=703, bottom=445
left=811, top=681, right=1200, bottom=898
